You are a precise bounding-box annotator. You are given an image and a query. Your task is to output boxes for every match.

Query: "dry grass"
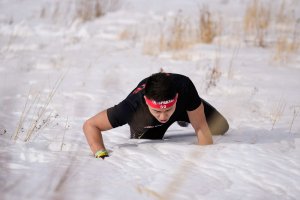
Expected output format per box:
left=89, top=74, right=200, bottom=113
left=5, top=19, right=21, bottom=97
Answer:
left=273, top=34, right=299, bottom=63
left=75, top=0, right=105, bottom=22
left=240, top=3, right=297, bottom=63
left=198, top=6, right=220, bottom=44
left=206, top=66, right=222, bottom=93
left=273, top=9, right=300, bottom=63
left=243, top=0, right=299, bottom=62
left=270, top=98, right=286, bottom=130
left=276, top=0, right=289, bottom=24
left=289, top=106, right=300, bottom=133
left=228, top=44, right=240, bottom=79
left=119, top=26, right=138, bottom=41
left=61, top=116, right=69, bottom=151
left=243, top=0, right=271, bottom=47
left=4, top=31, right=18, bottom=53
left=142, top=25, right=165, bottom=56
left=121, top=0, right=299, bottom=64
left=12, top=73, right=66, bottom=142
left=142, top=40, right=158, bottom=56
left=168, top=12, right=191, bottom=50
left=171, top=50, right=193, bottom=60
left=205, top=45, right=222, bottom=93
left=142, top=7, right=221, bottom=56
left=77, top=0, right=122, bottom=22
left=43, top=0, right=122, bottom=23
left=146, top=11, right=192, bottom=53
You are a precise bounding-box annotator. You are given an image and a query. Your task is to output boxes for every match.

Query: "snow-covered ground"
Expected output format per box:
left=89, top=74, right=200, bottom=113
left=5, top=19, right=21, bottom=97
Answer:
left=1, top=0, right=300, bottom=199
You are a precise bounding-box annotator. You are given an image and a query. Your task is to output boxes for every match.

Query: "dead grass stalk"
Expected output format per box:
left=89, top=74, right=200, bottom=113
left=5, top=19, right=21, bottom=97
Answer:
left=24, top=73, right=65, bottom=142
left=289, top=106, right=300, bottom=133
left=142, top=6, right=221, bottom=56
left=228, top=44, right=240, bottom=79
left=13, top=72, right=66, bottom=142
left=243, top=0, right=271, bottom=47
left=61, top=116, right=69, bottom=151
left=270, top=98, right=286, bottom=130
left=273, top=19, right=300, bottom=63
left=206, top=45, right=222, bottom=93
left=198, top=6, right=219, bottom=44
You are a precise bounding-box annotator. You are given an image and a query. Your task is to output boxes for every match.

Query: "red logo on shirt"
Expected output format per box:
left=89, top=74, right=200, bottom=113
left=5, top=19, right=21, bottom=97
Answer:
left=132, top=84, right=146, bottom=94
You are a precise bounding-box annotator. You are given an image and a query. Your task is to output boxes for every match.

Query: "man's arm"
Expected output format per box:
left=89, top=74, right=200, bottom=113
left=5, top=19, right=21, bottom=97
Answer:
left=187, top=103, right=213, bottom=145
left=83, top=110, right=113, bottom=154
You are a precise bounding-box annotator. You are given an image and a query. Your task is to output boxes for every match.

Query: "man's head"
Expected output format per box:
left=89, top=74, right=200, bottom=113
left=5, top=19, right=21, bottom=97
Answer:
left=144, top=73, right=178, bottom=123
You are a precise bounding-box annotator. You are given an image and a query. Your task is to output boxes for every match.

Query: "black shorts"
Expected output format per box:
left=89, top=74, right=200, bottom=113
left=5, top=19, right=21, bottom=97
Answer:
left=133, top=100, right=229, bottom=139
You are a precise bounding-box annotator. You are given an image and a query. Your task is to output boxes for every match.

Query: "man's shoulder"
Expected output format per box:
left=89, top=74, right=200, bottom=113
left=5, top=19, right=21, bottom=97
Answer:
left=170, top=73, right=190, bottom=80
left=170, top=73, right=193, bottom=87
left=124, top=89, right=145, bottom=108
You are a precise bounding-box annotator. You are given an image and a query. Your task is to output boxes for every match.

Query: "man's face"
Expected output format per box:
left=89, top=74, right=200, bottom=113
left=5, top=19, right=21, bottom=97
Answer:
left=147, top=104, right=177, bottom=123
left=145, top=94, right=178, bottom=123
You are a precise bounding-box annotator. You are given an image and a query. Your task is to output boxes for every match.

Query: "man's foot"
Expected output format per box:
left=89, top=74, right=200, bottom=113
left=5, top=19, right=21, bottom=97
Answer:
left=177, top=121, right=189, bottom=127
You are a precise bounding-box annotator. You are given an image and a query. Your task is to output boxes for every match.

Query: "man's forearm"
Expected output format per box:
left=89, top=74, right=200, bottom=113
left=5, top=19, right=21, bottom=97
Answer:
left=83, top=122, right=106, bottom=154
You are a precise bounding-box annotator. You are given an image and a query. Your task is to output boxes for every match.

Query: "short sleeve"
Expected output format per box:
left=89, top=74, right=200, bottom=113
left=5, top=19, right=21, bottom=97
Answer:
left=184, top=78, right=202, bottom=111
left=107, top=99, right=134, bottom=128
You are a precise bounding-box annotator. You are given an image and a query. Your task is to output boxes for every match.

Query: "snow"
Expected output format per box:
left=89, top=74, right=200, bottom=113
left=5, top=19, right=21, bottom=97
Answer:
left=1, top=0, right=300, bottom=199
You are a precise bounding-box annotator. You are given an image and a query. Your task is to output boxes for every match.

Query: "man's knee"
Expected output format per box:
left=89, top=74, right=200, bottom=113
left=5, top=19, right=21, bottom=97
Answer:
left=207, top=113, right=229, bottom=136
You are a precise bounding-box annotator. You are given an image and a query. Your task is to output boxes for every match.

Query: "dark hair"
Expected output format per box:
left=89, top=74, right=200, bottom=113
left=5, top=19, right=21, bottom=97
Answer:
left=145, top=72, right=176, bottom=101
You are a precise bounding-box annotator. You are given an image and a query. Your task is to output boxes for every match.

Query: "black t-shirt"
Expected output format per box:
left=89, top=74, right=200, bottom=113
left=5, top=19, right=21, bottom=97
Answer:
left=107, top=73, right=202, bottom=139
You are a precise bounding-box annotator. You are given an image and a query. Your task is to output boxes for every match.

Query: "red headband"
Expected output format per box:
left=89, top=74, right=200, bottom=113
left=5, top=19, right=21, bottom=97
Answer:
left=145, top=96, right=177, bottom=109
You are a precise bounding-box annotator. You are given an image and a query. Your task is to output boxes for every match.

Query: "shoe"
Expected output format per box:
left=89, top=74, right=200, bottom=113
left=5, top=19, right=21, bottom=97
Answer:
left=177, top=121, right=189, bottom=127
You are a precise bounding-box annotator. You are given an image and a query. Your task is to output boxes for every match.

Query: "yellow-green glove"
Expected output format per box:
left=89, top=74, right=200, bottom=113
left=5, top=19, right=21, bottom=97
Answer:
left=95, top=150, right=109, bottom=159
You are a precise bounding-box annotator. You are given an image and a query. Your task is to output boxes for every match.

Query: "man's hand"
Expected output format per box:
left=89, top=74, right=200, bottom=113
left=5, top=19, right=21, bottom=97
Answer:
left=95, top=150, right=109, bottom=159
